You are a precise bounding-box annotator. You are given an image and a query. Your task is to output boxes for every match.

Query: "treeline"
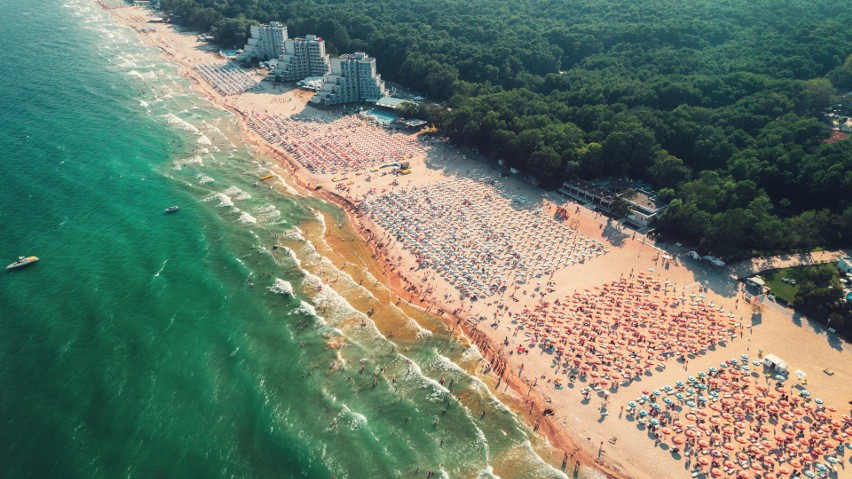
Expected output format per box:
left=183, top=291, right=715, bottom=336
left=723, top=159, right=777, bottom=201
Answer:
left=158, top=0, right=852, bottom=259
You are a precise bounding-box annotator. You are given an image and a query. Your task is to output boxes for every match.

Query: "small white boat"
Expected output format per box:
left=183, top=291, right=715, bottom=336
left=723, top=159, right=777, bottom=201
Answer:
left=7, top=256, right=39, bottom=270
left=164, top=206, right=180, bottom=213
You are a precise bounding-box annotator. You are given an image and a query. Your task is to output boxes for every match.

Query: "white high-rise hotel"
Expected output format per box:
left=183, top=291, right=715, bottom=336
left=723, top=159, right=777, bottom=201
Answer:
left=311, top=52, right=387, bottom=105
left=274, top=35, right=331, bottom=82
left=237, top=21, right=288, bottom=62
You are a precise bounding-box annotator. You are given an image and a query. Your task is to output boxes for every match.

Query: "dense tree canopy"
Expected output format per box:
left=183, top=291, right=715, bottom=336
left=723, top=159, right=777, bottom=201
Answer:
left=158, top=0, right=852, bottom=259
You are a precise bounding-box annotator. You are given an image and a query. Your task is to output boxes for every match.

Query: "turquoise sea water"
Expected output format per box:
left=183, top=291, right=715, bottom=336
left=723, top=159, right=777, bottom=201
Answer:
left=0, top=1, right=580, bottom=478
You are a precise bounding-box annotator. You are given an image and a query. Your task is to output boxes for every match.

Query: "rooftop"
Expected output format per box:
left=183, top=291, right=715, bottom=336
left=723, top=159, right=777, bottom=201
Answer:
left=623, top=189, right=668, bottom=214
left=375, top=96, right=413, bottom=110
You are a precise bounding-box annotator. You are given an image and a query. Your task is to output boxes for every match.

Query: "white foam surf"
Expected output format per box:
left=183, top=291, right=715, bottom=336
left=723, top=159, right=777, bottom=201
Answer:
left=202, top=192, right=233, bottom=207
left=237, top=212, right=257, bottom=224
left=268, top=278, right=294, bottom=296
left=223, top=186, right=250, bottom=201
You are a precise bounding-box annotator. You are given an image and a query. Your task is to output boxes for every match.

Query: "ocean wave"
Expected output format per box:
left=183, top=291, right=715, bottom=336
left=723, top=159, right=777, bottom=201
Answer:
left=202, top=192, right=233, bottom=207
left=253, top=204, right=281, bottom=222
left=162, top=113, right=201, bottom=134
left=171, top=154, right=203, bottom=171
left=197, top=175, right=214, bottom=184
left=339, top=405, right=368, bottom=431
left=280, top=228, right=305, bottom=242
left=237, top=212, right=257, bottom=224
left=222, top=186, right=250, bottom=201
left=477, top=467, right=501, bottom=479
left=293, top=300, right=327, bottom=326
left=399, top=352, right=449, bottom=402
left=268, top=278, right=294, bottom=296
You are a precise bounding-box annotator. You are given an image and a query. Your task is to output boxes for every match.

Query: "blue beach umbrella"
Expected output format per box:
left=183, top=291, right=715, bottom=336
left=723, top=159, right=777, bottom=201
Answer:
left=651, top=403, right=661, bottom=410
left=663, top=397, right=674, bottom=405
left=775, top=374, right=785, bottom=381
left=801, top=390, right=810, bottom=397
left=639, top=409, right=649, bottom=417
left=675, top=392, right=685, bottom=401
left=686, top=400, right=697, bottom=408
left=814, top=398, right=823, bottom=404
left=628, top=401, right=637, bottom=409
left=709, top=367, right=718, bottom=374
left=698, top=371, right=707, bottom=378
left=676, top=381, right=685, bottom=388
left=653, top=389, right=661, bottom=396
left=649, top=418, right=660, bottom=426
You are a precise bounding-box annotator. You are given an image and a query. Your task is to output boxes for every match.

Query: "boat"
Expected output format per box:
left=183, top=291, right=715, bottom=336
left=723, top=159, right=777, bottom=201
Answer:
left=259, top=174, right=274, bottom=181
left=6, top=256, right=39, bottom=270
left=164, top=206, right=180, bottom=213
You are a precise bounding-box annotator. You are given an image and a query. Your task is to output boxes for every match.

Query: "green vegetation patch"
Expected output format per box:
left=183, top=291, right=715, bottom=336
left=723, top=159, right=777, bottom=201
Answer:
left=763, top=263, right=850, bottom=339
left=160, top=0, right=852, bottom=259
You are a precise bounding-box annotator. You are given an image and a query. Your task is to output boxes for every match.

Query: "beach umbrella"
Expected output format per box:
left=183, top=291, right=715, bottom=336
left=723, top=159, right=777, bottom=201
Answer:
left=649, top=418, right=660, bottom=426
left=672, top=436, right=685, bottom=445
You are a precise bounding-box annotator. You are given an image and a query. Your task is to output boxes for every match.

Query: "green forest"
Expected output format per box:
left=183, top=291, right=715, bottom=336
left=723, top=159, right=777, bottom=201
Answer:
left=158, top=0, right=852, bottom=259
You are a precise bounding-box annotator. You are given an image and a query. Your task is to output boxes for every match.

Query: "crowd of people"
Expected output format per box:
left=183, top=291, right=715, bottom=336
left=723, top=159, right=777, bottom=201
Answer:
left=195, top=61, right=260, bottom=96
left=513, top=273, right=738, bottom=392
left=248, top=114, right=423, bottom=174
left=631, top=360, right=850, bottom=479
left=361, top=177, right=607, bottom=299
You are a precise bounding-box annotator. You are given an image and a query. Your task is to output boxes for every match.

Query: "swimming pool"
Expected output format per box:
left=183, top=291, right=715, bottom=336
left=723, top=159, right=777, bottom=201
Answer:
left=365, top=109, right=399, bottom=125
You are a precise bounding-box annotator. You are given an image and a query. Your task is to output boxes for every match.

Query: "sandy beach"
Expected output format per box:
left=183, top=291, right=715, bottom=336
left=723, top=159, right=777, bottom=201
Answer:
left=106, top=5, right=852, bottom=478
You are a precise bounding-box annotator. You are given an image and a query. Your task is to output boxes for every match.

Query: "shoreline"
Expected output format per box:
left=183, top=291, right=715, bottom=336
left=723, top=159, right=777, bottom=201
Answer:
left=103, top=4, right=608, bottom=476
left=103, top=5, right=852, bottom=479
